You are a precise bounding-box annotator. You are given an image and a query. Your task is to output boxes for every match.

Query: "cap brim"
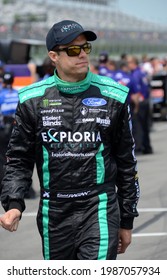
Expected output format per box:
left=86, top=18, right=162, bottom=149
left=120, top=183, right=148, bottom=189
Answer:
left=83, top=30, right=97, bottom=41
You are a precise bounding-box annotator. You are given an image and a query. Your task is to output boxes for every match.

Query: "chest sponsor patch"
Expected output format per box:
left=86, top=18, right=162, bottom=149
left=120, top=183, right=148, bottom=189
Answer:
left=82, top=98, right=107, bottom=107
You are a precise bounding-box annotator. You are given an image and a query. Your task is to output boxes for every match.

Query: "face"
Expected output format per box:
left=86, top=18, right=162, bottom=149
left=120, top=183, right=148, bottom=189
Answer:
left=127, top=59, right=136, bottom=71
left=126, top=56, right=138, bottom=71
left=48, top=34, right=90, bottom=82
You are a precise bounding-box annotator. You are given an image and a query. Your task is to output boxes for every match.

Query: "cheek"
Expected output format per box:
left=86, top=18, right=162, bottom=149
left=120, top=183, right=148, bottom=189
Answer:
left=61, top=58, right=76, bottom=71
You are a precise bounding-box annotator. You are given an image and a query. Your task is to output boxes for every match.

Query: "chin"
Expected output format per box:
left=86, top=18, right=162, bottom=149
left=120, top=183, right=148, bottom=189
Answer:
left=78, top=65, right=88, bottom=73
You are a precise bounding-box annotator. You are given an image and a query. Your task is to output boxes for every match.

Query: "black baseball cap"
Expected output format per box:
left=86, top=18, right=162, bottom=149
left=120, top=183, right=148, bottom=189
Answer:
left=46, top=20, right=97, bottom=51
left=99, top=51, right=109, bottom=63
left=2, top=72, right=14, bottom=84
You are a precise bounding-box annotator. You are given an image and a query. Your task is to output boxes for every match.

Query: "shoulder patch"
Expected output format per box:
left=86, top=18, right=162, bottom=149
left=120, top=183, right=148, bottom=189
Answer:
left=91, top=74, right=129, bottom=103
left=19, top=76, right=55, bottom=103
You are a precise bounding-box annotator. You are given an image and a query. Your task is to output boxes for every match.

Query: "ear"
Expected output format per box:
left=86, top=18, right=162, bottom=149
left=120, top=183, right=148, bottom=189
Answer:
left=48, top=51, right=58, bottom=64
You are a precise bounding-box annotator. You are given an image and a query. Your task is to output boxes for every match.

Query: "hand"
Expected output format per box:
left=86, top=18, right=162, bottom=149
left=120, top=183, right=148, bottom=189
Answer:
left=0, top=209, right=21, bottom=232
left=117, top=228, right=132, bottom=254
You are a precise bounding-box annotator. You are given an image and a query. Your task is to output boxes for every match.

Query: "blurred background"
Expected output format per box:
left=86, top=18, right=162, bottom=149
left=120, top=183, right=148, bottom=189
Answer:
left=0, top=0, right=167, bottom=62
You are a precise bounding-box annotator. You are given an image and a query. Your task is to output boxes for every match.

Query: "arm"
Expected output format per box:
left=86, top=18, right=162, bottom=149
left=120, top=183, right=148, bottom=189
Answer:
left=114, top=102, right=140, bottom=253
left=1, top=100, right=36, bottom=214
left=114, top=101, right=140, bottom=232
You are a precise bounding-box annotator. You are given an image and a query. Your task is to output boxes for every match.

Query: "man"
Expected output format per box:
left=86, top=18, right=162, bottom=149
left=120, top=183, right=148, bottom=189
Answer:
left=0, top=20, right=140, bottom=260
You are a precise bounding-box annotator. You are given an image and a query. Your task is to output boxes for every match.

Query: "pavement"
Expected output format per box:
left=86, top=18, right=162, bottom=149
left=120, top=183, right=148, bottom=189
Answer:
left=0, top=120, right=167, bottom=260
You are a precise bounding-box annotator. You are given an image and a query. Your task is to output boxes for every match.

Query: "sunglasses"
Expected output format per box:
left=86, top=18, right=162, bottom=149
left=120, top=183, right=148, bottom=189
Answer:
left=55, top=43, right=92, bottom=57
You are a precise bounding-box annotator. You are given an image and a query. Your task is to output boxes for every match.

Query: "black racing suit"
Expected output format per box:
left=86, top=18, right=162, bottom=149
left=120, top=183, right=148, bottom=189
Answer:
left=1, top=70, right=140, bottom=260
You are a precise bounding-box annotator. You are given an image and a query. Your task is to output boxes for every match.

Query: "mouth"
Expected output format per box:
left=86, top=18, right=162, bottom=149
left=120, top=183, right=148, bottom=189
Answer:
left=77, top=61, right=88, bottom=66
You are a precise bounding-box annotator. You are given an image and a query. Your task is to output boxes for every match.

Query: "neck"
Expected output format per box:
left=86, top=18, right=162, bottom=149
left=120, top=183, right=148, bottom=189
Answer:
left=56, top=70, right=87, bottom=83
left=54, top=70, right=92, bottom=94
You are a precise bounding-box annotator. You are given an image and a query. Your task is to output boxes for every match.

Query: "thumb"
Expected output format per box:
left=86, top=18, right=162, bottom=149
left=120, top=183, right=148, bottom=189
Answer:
left=11, top=219, right=20, bottom=232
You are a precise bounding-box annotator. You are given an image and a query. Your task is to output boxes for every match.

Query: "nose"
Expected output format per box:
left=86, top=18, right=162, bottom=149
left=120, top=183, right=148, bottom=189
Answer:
left=78, top=48, right=87, bottom=57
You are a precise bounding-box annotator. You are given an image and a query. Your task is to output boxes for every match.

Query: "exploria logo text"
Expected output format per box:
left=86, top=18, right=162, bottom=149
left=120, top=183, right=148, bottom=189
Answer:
left=41, top=130, right=101, bottom=143
left=82, top=98, right=107, bottom=107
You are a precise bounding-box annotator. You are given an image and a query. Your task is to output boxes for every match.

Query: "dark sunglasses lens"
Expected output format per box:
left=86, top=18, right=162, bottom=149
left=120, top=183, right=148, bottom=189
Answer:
left=83, top=44, right=91, bottom=54
left=66, top=43, right=92, bottom=56
left=67, top=47, right=81, bottom=56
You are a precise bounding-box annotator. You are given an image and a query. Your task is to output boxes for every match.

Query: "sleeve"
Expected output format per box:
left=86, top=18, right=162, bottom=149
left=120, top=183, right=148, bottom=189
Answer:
left=1, top=100, right=36, bottom=213
left=114, top=101, right=140, bottom=229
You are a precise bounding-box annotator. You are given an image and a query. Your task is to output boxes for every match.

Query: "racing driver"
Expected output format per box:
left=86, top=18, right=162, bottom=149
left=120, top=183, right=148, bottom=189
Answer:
left=0, top=20, right=140, bottom=260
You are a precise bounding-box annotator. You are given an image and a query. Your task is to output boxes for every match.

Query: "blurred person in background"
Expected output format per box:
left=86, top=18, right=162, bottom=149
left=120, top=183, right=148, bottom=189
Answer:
left=0, top=72, right=19, bottom=195
left=0, top=72, right=36, bottom=198
left=141, top=54, right=154, bottom=78
left=105, top=59, right=117, bottom=79
left=40, top=56, right=55, bottom=80
left=98, top=50, right=109, bottom=76
left=127, top=55, right=153, bottom=154
left=89, top=58, right=99, bottom=74
left=113, top=61, right=140, bottom=114
left=0, top=61, right=5, bottom=90
left=98, top=53, right=117, bottom=79
left=120, top=53, right=128, bottom=62
left=0, top=72, right=18, bottom=143
left=0, top=61, right=5, bottom=128
left=0, top=20, right=139, bottom=260
left=162, top=57, right=167, bottom=72
left=149, top=57, right=164, bottom=75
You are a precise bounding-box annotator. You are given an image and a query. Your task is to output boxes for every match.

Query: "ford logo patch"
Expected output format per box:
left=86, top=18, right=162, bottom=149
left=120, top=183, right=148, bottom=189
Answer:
left=82, top=98, right=107, bottom=107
